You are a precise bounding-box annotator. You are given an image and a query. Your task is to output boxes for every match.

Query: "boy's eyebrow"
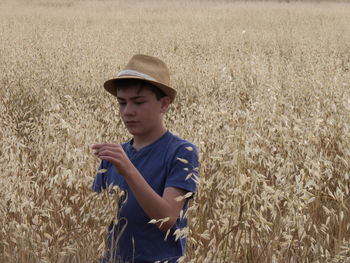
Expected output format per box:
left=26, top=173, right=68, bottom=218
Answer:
left=117, top=95, right=147, bottom=100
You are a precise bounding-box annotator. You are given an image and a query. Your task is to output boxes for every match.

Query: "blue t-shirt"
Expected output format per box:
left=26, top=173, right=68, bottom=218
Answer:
left=92, top=130, right=199, bottom=263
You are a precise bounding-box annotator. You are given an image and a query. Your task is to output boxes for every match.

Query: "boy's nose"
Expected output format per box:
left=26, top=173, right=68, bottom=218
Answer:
left=123, top=104, right=135, bottom=116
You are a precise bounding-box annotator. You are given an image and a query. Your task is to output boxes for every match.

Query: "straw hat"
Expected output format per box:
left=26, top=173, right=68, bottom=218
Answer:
left=104, top=54, right=177, bottom=102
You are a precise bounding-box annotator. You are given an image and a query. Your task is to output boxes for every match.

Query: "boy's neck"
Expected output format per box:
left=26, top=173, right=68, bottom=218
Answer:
left=132, top=126, right=167, bottom=151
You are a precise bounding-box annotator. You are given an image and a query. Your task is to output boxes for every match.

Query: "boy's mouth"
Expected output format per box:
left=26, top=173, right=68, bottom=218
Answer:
left=125, top=121, right=138, bottom=126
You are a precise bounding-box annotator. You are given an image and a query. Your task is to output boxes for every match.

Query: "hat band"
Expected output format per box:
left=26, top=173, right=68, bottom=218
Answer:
left=117, top=70, right=157, bottom=82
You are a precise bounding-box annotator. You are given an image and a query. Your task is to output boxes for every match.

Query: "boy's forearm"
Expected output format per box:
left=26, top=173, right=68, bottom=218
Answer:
left=123, top=167, right=186, bottom=231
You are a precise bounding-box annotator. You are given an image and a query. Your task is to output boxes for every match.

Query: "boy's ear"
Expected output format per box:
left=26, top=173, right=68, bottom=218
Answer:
left=160, top=96, right=171, bottom=113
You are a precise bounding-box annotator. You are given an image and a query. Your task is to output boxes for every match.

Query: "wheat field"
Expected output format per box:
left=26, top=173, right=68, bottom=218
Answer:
left=1, top=0, right=350, bottom=262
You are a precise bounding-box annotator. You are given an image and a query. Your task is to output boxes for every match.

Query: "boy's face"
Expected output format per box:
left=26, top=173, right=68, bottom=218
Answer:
left=116, top=82, right=170, bottom=137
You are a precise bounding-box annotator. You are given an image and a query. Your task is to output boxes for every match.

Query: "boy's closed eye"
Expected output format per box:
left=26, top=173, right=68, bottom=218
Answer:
left=118, top=101, right=145, bottom=106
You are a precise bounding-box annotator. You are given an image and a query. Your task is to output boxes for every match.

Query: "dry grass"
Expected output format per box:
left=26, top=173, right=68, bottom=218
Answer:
left=1, top=0, right=350, bottom=262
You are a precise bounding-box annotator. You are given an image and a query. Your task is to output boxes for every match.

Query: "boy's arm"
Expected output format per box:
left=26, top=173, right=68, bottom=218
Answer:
left=92, top=143, right=187, bottom=232
left=124, top=171, right=187, bottom=232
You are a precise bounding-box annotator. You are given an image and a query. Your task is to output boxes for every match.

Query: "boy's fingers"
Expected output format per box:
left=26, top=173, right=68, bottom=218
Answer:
left=92, top=143, right=121, bottom=149
left=100, top=145, right=123, bottom=153
left=91, top=144, right=103, bottom=149
left=98, top=149, right=125, bottom=160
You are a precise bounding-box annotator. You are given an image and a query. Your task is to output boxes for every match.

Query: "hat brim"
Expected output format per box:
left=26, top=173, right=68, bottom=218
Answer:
left=104, top=76, right=176, bottom=103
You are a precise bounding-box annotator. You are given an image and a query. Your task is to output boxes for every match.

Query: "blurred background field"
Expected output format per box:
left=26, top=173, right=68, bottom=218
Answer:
left=1, top=0, right=350, bottom=262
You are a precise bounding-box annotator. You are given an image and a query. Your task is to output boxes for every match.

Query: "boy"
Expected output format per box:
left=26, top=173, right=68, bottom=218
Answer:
left=92, top=54, right=199, bottom=263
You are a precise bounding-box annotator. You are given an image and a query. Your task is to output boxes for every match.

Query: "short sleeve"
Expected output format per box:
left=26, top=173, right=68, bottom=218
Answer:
left=165, top=143, right=199, bottom=195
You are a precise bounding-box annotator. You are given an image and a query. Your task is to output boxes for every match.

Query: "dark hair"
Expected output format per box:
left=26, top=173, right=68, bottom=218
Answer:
left=116, top=79, right=167, bottom=100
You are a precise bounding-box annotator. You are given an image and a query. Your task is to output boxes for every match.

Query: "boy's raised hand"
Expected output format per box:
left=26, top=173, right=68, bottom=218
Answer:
left=92, top=143, right=136, bottom=177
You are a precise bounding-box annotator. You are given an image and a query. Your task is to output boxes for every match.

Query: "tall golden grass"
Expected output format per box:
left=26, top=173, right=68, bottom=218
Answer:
left=1, top=0, right=350, bottom=262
